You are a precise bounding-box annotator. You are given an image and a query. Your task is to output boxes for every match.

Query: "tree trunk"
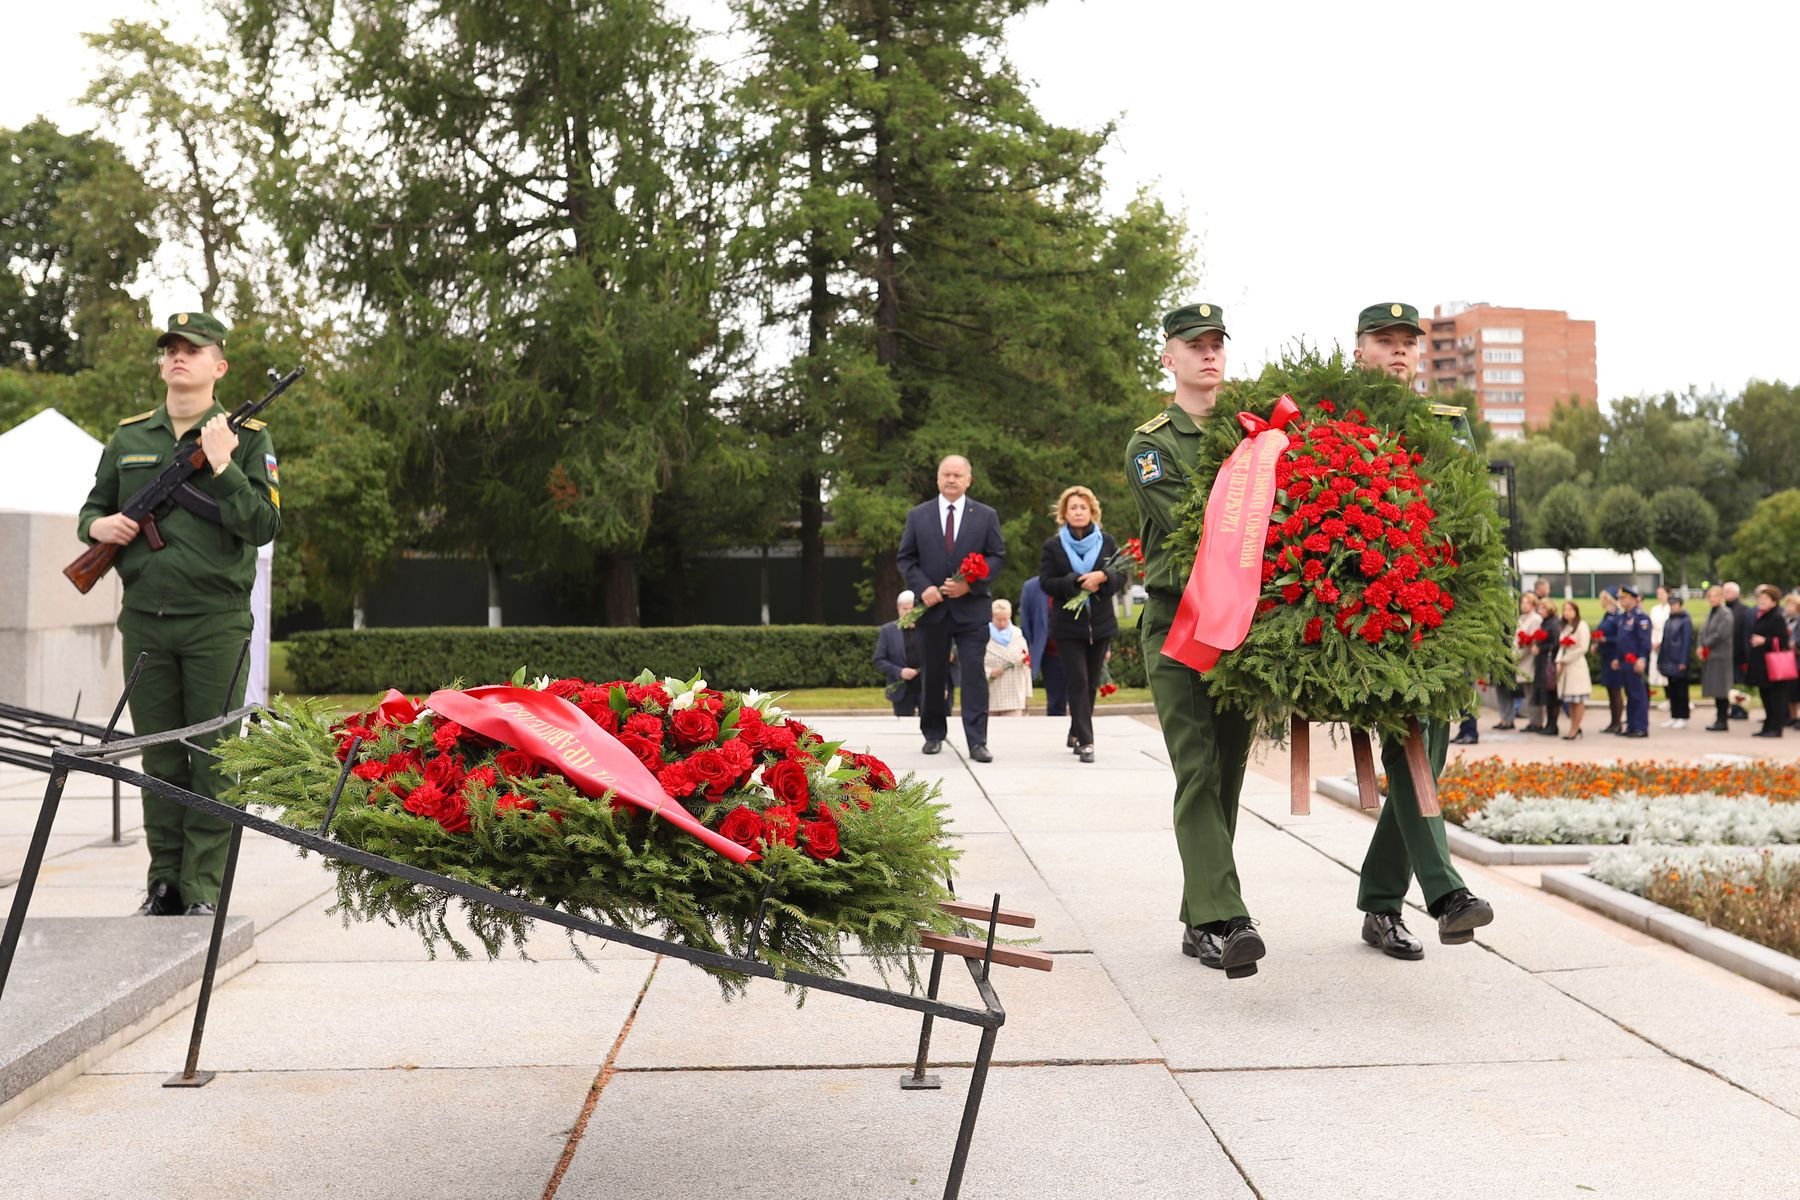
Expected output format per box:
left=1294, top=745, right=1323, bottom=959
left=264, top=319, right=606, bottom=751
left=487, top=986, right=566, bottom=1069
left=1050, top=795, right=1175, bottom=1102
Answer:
left=873, top=548, right=902, bottom=622
left=798, top=474, right=824, bottom=623
left=352, top=585, right=366, bottom=631
left=486, top=556, right=503, bottom=628
left=599, top=553, right=639, bottom=627
left=1563, top=550, right=1573, bottom=600
left=759, top=545, right=772, bottom=626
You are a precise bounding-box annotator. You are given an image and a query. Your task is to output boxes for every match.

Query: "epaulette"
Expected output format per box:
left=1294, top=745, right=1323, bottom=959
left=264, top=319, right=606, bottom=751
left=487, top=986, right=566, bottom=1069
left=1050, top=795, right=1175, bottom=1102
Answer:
left=1427, top=403, right=1467, bottom=419
left=1135, top=412, right=1171, bottom=434
left=118, top=410, right=156, bottom=426
left=242, top=418, right=267, bottom=431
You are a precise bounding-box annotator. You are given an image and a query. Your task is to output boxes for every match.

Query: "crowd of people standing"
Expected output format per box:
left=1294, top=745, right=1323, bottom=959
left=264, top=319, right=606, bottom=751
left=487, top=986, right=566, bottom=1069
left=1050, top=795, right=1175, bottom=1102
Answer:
left=1494, top=579, right=1797, bottom=741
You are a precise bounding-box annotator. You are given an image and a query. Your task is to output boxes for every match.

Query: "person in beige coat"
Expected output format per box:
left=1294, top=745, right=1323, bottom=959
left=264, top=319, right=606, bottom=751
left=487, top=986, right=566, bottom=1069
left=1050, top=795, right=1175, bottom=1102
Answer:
left=1555, top=600, right=1592, bottom=740
left=984, top=599, right=1033, bottom=716
left=1515, top=593, right=1545, bottom=730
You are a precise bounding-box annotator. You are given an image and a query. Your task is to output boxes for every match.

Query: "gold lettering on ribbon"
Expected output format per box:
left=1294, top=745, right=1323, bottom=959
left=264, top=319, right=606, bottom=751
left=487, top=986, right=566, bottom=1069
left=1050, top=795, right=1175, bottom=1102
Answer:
left=498, top=701, right=616, bottom=784
left=1241, top=436, right=1284, bottom=568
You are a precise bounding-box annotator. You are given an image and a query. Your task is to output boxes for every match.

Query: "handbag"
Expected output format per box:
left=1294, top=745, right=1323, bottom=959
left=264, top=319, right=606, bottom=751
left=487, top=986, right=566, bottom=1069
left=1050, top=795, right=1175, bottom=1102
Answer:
left=1766, top=648, right=1798, bottom=682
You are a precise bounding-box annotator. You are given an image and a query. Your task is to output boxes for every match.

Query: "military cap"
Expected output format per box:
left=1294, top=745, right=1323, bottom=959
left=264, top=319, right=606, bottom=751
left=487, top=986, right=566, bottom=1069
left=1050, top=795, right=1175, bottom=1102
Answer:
left=1355, top=301, right=1425, bottom=336
left=1619, top=584, right=1641, bottom=598
left=156, top=311, right=229, bottom=349
left=1162, top=303, right=1229, bottom=341
left=1601, top=586, right=1618, bottom=599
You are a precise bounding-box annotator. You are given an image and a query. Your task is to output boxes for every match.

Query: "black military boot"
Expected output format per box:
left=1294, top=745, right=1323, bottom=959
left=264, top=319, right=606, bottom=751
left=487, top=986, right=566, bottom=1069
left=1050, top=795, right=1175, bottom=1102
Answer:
left=1431, top=888, right=1494, bottom=944
left=1218, top=916, right=1265, bottom=979
left=136, top=880, right=182, bottom=916
left=1361, top=911, right=1424, bottom=960
left=1181, top=924, right=1224, bottom=969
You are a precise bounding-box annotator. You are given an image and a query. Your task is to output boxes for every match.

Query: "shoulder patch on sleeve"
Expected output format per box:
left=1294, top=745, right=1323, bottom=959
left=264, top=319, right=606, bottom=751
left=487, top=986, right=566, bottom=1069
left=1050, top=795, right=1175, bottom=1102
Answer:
left=241, top=418, right=268, bottom=431
left=1135, top=412, right=1171, bottom=434
left=1133, top=448, right=1165, bottom=484
left=118, top=410, right=156, bottom=426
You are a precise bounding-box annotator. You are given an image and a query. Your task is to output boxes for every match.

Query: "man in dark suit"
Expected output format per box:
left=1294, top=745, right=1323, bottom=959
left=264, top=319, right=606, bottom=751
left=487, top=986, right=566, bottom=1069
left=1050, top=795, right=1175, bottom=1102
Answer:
left=896, top=455, right=1007, bottom=761
left=1018, top=575, right=1066, bottom=717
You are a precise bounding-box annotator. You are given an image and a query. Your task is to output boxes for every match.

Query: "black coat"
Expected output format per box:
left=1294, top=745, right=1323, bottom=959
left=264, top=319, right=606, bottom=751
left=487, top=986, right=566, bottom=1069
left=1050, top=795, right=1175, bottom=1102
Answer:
left=1534, top=613, right=1563, bottom=694
left=1039, top=529, right=1124, bottom=643
left=896, top=496, right=1007, bottom=629
left=1747, top=606, right=1791, bottom=687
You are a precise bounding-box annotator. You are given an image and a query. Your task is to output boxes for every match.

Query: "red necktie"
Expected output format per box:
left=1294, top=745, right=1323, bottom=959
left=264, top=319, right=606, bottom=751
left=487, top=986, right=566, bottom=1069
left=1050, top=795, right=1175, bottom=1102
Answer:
left=943, top=504, right=957, bottom=557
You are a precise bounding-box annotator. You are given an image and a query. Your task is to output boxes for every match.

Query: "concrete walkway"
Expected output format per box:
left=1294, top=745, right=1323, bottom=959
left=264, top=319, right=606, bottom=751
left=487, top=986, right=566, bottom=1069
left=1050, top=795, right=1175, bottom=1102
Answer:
left=2, top=715, right=1798, bottom=1198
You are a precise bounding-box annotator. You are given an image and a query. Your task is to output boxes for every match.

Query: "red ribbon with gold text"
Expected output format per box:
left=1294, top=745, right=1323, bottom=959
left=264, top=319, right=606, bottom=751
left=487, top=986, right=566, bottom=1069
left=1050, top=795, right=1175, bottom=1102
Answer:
left=424, top=685, right=755, bottom=864
left=1161, top=395, right=1302, bottom=673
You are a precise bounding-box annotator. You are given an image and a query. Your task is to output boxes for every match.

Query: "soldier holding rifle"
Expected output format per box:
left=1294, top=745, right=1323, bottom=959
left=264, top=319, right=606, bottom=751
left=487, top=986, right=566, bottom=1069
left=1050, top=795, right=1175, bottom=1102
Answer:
left=76, top=312, right=282, bottom=917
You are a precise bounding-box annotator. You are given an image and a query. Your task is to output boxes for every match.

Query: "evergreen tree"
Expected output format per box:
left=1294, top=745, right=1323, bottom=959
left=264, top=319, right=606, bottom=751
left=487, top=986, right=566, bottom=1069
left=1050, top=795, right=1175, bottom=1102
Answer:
left=1718, top=490, right=1800, bottom=593
left=227, top=0, right=747, bottom=625
left=735, top=0, right=1188, bottom=617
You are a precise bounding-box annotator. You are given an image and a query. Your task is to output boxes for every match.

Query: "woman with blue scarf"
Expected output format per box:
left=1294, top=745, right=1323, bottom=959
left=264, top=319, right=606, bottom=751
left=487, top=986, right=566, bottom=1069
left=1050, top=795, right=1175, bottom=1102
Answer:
left=1038, top=485, right=1127, bottom=763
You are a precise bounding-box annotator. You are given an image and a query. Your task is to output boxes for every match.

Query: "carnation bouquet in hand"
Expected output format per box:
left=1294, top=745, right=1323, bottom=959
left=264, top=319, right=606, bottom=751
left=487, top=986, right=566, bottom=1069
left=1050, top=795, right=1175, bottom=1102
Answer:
left=215, top=669, right=960, bottom=995
left=1061, top=541, right=1145, bottom=616
left=898, top=552, right=992, bottom=628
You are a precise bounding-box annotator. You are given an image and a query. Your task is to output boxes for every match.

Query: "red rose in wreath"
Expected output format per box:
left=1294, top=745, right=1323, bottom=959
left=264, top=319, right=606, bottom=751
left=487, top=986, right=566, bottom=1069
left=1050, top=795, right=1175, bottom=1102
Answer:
left=764, top=758, right=812, bottom=808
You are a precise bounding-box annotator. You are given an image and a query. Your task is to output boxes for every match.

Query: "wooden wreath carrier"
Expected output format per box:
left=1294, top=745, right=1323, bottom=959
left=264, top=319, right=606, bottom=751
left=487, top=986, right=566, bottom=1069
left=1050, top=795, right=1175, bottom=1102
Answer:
left=1286, top=715, right=1439, bottom=818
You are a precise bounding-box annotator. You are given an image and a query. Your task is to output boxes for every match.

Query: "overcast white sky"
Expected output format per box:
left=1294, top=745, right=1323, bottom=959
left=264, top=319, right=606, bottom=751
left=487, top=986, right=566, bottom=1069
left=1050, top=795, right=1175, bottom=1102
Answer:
left=10, top=0, right=1798, bottom=400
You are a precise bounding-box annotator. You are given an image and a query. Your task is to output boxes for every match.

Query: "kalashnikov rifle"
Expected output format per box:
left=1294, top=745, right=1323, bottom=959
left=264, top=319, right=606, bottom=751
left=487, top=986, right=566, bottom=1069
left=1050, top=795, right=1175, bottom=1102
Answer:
left=64, top=365, right=305, bottom=594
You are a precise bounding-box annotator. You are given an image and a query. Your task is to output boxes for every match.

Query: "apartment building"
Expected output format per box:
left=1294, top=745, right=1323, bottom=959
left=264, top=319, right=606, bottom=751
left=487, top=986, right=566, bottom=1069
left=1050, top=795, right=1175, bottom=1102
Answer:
left=1420, top=303, right=1597, bottom=437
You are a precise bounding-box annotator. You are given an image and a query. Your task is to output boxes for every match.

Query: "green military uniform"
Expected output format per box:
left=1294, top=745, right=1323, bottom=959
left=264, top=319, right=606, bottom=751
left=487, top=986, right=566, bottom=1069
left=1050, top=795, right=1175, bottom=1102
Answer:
left=1129, top=304, right=1256, bottom=930
left=1350, top=303, right=1469, bottom=918
left=76, top=311, right=281, bottom=910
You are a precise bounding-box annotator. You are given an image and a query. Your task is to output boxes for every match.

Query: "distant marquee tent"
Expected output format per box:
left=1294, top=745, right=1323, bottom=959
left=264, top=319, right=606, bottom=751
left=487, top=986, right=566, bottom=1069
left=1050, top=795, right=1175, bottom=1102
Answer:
left=1520, top=547, right=1665, bottom=597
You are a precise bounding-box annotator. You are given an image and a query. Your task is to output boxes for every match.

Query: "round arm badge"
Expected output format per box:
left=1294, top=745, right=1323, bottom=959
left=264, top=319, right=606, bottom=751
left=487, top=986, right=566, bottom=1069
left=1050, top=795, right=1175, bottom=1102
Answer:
left=1134, top=448, right=1164, bottom=484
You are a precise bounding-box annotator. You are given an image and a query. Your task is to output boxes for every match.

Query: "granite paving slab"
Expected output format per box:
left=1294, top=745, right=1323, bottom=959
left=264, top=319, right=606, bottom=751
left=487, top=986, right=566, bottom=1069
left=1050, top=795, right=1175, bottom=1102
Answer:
left=562, top=1064, right=1252, bottom=1200
left=0, top=1065, right=592, bottom=1200
left=616, top=953, right=1152, bottom=1069
left=1180, top=1057, right=1800, bottom=1200
left=250, top=893, right=656, bottom=963
left=93, top=958, right=655, bottom=1073
left=0, top=796, right=142, bottom=840
left=1, top=916, right=253, bottom=1104
left=1541, top=960, right=1800, bottom=1115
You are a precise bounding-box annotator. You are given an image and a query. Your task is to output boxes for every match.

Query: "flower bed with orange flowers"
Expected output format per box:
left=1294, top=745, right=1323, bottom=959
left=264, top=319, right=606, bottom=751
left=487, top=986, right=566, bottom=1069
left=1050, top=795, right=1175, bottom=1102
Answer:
left=1591, top=846, right=1800, bottom=958
left=1436, top=758, right=1800, bottom=828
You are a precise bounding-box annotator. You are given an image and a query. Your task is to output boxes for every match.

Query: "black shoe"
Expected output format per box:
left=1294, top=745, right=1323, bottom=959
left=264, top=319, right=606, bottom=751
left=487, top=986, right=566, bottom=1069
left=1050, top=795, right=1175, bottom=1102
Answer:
left=1432, top=889, right=1493, bottom=944
left=1489, top=721, right=1515, bottom=731
left=1522, top=724, right=1544, bottom=733
left=1753, top=729, right=1784, bottom=738
left=1537, top=726, right=1560, bottom=736
left=1600, top=724, right=1619, bottom=734
left=968, top=744, right=993, bottom=763
left=1624, top=729, right=1648, bottom=738
left=1361, top=911, right=1424, bottom=960
left=183, top=902, right=217, bottom=917
left=1704, top=722, right=1729, bottom=731
left=1078, top=746, right=1095, bottom=763
left=136, top=881, right=182, bottom=916
left=1219, top=916, right=1265, bottom=978
left=1730, top=706, right=1750, bottom=720
left=1181, top=925, right=1224, bottom=968
left=922, top=740, right=942, bottom=755
left=1450, top=733, right=1477, bottom=745
left=1067, top=733, right=1080, bottom=749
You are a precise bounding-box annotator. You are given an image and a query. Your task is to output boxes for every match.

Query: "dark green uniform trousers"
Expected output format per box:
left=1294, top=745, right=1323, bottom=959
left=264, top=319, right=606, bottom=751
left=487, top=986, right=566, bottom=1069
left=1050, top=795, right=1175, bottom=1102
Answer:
left=1141, top=593, right=1256, bottom=927
left=118, top=606, right=253, bottom=907
left=1358, top=718, right=1466, bottom=913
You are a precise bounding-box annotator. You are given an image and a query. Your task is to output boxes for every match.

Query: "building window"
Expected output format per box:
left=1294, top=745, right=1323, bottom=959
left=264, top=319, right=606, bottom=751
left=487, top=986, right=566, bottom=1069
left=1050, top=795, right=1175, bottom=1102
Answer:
left=1483, top=368, right=1525, bottom=384
left=1482, top=327, right=1524, bottom=344
left=1484, top=407, right=1526, bottom=425
left=1484, top=390, right=1525, bottom=405
left=1482, top=348, right=1524, bottom=364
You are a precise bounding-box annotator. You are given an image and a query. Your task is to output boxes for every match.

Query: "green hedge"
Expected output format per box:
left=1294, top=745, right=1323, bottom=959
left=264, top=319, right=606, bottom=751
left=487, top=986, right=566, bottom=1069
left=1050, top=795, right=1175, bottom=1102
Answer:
left=284, top=626, right=889, bottom=694
left=1108, top=634, right=1147, bottom=689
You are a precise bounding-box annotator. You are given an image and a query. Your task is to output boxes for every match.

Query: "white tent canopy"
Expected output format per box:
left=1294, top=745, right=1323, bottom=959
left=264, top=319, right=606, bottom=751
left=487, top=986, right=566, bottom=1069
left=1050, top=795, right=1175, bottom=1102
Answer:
left=1519, top=547, right=1663, bottom=575
left=0, top=408, right=105, bottom=514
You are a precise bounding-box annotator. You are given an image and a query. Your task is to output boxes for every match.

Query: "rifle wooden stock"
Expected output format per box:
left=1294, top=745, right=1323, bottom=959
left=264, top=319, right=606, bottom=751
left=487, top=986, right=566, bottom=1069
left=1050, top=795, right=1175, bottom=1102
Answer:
left=63, top=542, right=120, bottom=595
